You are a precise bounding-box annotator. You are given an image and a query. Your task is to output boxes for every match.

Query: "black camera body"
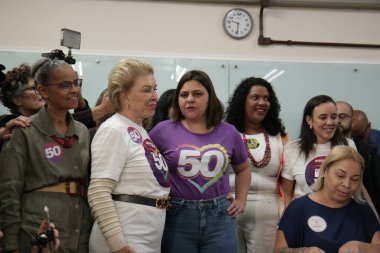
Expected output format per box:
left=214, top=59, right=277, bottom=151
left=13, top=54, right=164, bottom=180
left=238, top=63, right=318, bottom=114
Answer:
left=30, top=229, right=55, bottom=247
left=64, top=55, right=76, bottom=65
left=41, top=49, right=76, bottom=64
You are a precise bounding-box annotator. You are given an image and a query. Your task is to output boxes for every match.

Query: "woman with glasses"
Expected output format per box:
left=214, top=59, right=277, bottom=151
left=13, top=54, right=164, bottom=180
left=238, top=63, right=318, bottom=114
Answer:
left=281, top=95, right=356, bottom=208
left=0, top=60, right=108, bottom=150
left=0, top=64, right=44, bottom=147
left=0, top=57, right=92, bottom=252
left=0, top=64, right=43, bottom=118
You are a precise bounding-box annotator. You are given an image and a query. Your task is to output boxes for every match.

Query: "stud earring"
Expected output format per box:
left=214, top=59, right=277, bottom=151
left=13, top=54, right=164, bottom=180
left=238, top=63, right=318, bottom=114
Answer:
left=309, top=125, right=313, bottom=129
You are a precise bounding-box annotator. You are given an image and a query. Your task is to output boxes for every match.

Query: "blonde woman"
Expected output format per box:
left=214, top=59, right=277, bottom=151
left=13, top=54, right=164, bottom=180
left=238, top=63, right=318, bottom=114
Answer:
left=88, top=59, right=170, bottom=253
left=274, top=146, right=380, bottom=253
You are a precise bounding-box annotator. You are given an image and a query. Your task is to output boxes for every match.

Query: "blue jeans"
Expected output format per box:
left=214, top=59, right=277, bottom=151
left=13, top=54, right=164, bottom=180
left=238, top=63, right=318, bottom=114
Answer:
left=161, top=195, right=238, bottom=253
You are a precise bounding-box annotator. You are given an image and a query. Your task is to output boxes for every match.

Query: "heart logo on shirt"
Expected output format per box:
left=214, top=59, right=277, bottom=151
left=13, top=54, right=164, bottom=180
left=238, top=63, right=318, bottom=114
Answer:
left=178, top=144, right=229, bottom=193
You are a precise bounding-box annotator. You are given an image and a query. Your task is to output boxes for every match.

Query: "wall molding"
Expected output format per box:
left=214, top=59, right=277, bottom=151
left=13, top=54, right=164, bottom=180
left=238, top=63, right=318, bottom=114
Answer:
left=132, top=0, right=380, bottom=10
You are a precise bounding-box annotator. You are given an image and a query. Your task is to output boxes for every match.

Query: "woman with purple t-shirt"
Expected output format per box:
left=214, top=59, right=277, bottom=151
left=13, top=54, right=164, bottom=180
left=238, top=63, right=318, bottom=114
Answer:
left=150, top=70, right=251, bottom=253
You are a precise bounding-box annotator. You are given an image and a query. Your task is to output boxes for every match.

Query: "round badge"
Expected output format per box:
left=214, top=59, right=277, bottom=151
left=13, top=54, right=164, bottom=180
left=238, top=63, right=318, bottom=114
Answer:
left=127, top=127, right=143, bottom=144
left=247, top=138, right=260, bottom=149
left=42, top=142, right=63, bottom=162
left=307, top=215, right=327, bottom=232
left=304, top=156, right=326, bottom=186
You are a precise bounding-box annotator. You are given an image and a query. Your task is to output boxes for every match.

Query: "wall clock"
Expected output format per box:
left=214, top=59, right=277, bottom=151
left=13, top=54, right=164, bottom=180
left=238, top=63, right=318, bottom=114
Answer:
left=223, top=8, right=254, bottom=40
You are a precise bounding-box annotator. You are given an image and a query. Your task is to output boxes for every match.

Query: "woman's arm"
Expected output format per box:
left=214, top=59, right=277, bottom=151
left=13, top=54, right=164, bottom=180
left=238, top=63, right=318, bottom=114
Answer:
left=281, top=177, right=295, bottom=209
left=339, top=231, right=380, bottom=253
left=87, top=178, right=136, bottom=253
left=273, top=230, right=324, bottom=253
left=228, top=160, right=251, bottom=217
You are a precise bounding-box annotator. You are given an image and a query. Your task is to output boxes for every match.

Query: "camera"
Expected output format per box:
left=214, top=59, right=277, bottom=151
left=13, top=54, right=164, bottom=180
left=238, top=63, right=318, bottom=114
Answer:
left=64, top=55, right=76, bottom=65
left=41, top=49, right=76, bottom=64
left=60, top=28, right=81, bottom=65
left=41, top=28, right=81, bottom=65
left=30, top=229, right=55, bottom=247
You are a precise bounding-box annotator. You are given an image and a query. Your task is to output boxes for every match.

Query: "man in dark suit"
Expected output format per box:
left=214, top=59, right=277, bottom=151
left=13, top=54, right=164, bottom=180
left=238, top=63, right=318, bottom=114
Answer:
left=337, top=101, right=380, bottom=218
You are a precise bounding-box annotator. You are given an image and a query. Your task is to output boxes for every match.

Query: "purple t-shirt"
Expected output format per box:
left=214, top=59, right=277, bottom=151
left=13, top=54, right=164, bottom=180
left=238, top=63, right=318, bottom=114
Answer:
left=149, top=120, right=247, bottom=200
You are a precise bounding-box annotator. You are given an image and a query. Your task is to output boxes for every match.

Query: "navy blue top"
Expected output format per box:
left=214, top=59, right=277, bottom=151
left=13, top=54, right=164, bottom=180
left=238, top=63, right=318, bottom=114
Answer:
left=279, top=195, right=379, bottom=253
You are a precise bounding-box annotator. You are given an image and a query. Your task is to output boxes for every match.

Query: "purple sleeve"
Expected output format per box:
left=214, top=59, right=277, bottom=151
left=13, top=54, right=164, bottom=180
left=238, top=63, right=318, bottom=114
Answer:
left=149, top=120, right=166, bottom=149
left=229, top=124, right=248, bottom=166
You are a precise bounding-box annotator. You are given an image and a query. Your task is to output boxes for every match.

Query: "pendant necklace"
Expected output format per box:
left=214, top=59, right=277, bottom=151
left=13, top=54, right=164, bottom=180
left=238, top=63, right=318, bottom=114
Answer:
left=242, top=131, right=271, bottom=168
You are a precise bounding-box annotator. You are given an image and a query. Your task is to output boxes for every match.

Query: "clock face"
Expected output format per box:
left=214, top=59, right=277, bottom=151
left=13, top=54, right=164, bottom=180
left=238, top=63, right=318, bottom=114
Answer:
left=223, top=8, right=253, bottom=39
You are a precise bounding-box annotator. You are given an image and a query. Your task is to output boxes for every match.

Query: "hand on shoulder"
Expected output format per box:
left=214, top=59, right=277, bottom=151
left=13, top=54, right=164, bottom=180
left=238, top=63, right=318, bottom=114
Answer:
left=1, top=115, right=31, bottom=140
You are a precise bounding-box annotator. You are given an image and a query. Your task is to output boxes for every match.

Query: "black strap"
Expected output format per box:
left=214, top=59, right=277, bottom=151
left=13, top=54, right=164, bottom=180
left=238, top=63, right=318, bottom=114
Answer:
left=112, top=194, right=157, bottom=207
left=111, top=194, right=169, bottom=209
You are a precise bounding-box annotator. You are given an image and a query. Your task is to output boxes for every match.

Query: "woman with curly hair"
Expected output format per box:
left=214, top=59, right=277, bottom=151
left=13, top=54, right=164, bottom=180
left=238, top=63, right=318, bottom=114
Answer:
left=225, top=77, right=287, bottom=253
left=0, top=64, right=44, bottom=125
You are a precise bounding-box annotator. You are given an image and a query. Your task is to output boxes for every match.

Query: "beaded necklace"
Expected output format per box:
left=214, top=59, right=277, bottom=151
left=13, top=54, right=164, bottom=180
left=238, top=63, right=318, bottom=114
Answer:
left=242, top=131, right=271, bottom=168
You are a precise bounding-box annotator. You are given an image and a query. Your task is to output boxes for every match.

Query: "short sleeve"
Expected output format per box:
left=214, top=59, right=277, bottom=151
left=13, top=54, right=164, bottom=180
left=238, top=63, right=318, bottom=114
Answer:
left=91, top=126, right=129, bottom=181
left=362, top=204, right=380, bottom=240
left=149, top=120, right=167, bottom=151
left=278, top=198, right=303, bottom=247
left=230, top=125, right=248, bottom=166
left=281, top=141, right=298, bottom=181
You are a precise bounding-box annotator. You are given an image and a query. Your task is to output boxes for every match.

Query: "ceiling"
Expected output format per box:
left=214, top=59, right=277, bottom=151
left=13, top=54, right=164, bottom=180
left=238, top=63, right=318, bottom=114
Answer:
left=132, top=0, right=380, bottom=10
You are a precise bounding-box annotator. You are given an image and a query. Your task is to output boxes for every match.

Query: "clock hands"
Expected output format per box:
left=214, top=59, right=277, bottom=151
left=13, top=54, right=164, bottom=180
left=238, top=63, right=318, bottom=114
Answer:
left=236, top=22, right=240, bottom=35
left=224, top=8, right=253, bottom=39
left=230, top=20, right=240, bottom=35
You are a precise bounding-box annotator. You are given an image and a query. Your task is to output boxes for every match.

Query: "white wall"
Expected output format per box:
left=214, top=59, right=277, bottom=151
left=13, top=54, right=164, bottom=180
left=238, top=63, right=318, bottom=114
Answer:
left=1, top=0, right=379, bottom=61
left=1, top=0, right=380, bottom=137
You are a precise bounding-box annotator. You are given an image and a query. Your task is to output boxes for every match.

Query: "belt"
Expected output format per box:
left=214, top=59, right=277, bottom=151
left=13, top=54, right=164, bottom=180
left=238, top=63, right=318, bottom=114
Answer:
left=34, top=181, right=87, bottom=197
left=112, top=194, right=170, bottom=209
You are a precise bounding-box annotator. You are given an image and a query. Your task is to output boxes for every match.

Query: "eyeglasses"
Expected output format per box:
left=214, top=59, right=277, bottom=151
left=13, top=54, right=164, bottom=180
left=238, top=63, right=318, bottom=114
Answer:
left=21, top=86, right=38, bottom=96
left=43, top=79, right=82, bottom=91
left=338, top=113, right=352, bottom=119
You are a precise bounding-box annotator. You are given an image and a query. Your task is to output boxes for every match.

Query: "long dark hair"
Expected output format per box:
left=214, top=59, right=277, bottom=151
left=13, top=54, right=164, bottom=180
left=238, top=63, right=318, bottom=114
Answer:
left=151, top=89, right=176, bottom=129
left=171, top=70, right=224, bottom=128
left=299, top=95, right=347, bottom=159
left=226, top=77, right=286, bottom=136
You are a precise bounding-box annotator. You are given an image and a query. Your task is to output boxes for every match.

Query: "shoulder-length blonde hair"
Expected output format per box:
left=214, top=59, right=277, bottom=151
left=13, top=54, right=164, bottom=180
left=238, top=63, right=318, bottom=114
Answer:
left=108, top=58, right=153, bottom=112
left=312, top=145, right=365, bottom=203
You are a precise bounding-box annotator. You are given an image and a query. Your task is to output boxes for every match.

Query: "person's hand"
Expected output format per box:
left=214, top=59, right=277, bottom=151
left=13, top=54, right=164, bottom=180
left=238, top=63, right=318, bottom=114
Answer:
left=303, top=247, right=325, bottom=253
left=31, top=219, right=60, bottom=253
left=99, top=91, right=114, bottom=115
left=91, top=90, right=115, bottom=124
left=338, top=240, right=361, bottom=252
left=226, top=194, right=245, bottom=217
left=77, top=89, right=87, bottom=109
left=1, top=116, right=31, bottom=140
left=279, top=247, right=324, bottom=253
left=113, top=245, right=137, bottom=253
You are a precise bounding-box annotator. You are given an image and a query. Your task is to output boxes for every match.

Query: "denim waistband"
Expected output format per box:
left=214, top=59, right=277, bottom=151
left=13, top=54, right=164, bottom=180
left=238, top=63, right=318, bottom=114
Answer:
left=169, top=194, right=229, bottom=208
